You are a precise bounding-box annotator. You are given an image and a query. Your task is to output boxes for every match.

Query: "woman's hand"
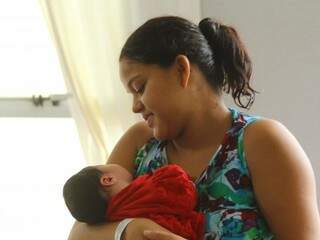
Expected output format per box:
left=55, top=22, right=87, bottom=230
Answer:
left=143, top=230, right=187, bottom=240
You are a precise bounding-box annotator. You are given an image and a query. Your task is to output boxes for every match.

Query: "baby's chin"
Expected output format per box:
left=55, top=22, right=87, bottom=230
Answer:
left=107, top=181, right=131, bottom=198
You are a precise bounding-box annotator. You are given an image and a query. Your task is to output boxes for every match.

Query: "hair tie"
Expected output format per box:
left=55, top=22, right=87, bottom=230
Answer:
left=198, top=18, right=221, bottom=42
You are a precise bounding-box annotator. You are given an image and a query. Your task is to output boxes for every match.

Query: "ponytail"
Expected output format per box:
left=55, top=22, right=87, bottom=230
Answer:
left=199, top=18, right=258, bottom=109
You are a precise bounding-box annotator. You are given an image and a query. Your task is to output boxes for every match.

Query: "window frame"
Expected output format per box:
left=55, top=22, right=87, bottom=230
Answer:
left=0, top=94, right=71, bottom=118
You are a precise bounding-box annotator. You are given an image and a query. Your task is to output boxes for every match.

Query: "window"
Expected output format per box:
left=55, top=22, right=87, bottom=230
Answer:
left=0, top=0, right=66, bottom=96
left=0, top=119, right=85, bottom=239
left=0, top=1, right=85, bottom=239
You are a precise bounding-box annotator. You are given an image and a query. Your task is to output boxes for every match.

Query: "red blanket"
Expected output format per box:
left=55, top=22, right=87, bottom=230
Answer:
left=106, top=164, right=204, bottom=240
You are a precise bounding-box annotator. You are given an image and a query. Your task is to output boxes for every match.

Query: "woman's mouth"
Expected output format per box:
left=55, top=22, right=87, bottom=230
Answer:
left=146, top=114, right=154, bottom=128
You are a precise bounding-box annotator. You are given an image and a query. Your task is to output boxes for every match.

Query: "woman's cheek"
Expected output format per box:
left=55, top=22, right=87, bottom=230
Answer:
left=141, top=94, right=152, bottom=110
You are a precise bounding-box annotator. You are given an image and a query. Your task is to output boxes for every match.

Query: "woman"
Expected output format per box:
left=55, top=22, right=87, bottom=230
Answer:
left=68, top=16, right=320, bottom=239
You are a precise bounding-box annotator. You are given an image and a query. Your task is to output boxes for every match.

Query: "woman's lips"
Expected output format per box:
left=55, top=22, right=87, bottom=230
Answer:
left=146, top=114, right=154, bottom=128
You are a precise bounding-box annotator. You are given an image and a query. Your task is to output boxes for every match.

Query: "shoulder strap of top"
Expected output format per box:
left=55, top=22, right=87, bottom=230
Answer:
left=228, top=107, right=262, bottom=136
left=134, top=137, right=167, bottom=177
left=232, top=108, right=263, bottom=178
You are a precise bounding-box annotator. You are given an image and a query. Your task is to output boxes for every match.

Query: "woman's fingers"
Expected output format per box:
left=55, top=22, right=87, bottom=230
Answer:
left=143, top=230, right=187, bottom=240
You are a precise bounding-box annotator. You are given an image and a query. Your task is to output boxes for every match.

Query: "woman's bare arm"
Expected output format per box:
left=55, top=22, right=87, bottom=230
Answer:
left=124, top=218, right=170, bottom=240
left=106, top=121, right=153, bottom=172
left=68, top=221, right=120, bottom=240
left=244, top=119, right=320, bottom=239
left=67, top=121, right=153, bottom=240
left=68, top=218, right=177, bottom=240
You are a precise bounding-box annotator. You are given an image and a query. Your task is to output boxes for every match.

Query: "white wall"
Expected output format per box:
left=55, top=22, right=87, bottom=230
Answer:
left=201, top=0, right=320, bottom=205
left=125, top=0, right=201, bottom=32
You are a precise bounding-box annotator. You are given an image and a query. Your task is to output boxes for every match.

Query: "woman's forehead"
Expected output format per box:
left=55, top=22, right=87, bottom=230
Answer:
left=120, top=59, right=166, bottom=80
left=120, top=59, right=145, bottom=78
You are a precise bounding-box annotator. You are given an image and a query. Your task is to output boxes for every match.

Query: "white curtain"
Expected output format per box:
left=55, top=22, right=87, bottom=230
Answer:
left=39, top=0, right=139, bottom=164
left=39, top=0, right=201, bottom=165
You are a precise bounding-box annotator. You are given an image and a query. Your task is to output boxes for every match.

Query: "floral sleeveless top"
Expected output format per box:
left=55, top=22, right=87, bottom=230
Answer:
left=133, top=108, right=274, bottom=240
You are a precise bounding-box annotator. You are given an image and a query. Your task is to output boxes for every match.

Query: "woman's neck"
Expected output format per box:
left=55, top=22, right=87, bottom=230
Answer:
left=169, top=102, right=232, bottom=154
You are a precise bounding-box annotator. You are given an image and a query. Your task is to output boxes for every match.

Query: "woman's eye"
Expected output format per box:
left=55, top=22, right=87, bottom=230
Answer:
left=136, top=84, right=145, bottom=94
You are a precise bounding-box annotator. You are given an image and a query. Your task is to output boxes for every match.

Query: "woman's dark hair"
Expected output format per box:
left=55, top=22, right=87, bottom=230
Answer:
left=63, top=167, right=108, bottom=224
left=120, top=16, right=258, bottom=109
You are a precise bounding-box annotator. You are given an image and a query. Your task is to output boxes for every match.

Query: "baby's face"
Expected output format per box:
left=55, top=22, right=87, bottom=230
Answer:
left=93, top=164, right=133, bottom=197
left=95, top=164, right=133, bottom=182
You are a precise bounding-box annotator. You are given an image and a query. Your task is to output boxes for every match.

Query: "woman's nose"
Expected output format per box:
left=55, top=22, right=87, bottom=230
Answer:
left=132, top=96, right=144, bottom=113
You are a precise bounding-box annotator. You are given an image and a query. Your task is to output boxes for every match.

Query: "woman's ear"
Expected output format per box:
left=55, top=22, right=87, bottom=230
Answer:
left=100, top=174, right=116, bottom=187
left=175, top=54, right=191, bottom=89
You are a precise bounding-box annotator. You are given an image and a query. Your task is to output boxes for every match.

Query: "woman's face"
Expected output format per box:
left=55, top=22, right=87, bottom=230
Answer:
left=119, top=58, right=191, bottom=140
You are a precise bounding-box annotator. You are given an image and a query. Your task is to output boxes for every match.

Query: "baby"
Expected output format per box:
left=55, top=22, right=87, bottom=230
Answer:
left=63, top=164, right=204, bottom=240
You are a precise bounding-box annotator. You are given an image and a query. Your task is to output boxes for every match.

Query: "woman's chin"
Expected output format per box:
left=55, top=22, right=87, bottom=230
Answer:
left=152, top=127, right=173, bottom=141
left=152, top=126, right=165, bottom=140
left=152, top=129, right=163, bottom=140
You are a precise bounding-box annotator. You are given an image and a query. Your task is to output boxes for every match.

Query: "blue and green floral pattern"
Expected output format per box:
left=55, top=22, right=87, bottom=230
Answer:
left=134, top=108, right=274, bottom=240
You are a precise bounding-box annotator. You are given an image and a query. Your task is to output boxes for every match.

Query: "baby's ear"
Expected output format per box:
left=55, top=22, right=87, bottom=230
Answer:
left=100, top=174, right=116, bottom=186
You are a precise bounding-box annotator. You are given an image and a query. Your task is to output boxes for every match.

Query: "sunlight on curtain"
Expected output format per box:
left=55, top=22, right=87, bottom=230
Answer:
left=38, top=0, right=202, bottom=165
left=39, top=0, right=139, bottom=165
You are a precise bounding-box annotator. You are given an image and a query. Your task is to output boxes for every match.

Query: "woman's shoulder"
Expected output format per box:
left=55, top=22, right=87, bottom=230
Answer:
left=241, top=117, right=297, bottom=180
left=242, top=116, right=312, bottom=190
left=128, top=121, right=154, bottom=149
left=241, top=118, right=320, bottom=238
left=243, top=117, right=283, bottom=137
left=243, top=117, right=294, bottom=163
left=243, top=117, right=292, bottom=150
left=243, top=118, right=310, bottom=171
left=106, top=121, right=153, bottom=175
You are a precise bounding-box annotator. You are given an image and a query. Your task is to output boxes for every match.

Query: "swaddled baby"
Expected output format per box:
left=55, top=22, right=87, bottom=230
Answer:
left=63, top=163, right=204, bottom=240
